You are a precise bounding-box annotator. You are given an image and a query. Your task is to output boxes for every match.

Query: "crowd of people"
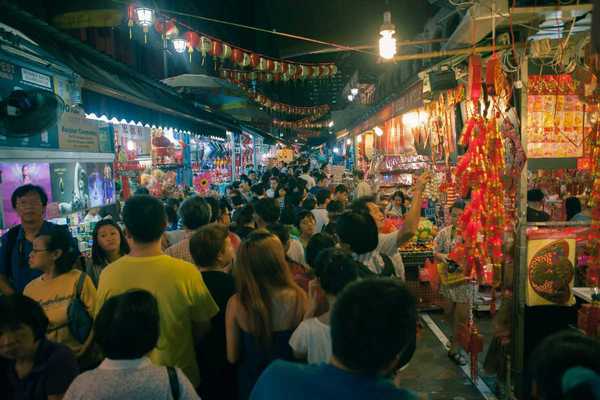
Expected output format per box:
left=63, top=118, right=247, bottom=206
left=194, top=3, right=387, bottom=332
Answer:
left=1, top=159, right=599, bottom=400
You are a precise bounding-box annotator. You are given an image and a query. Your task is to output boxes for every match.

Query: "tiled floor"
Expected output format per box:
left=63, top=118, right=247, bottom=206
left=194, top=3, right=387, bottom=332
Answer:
left=398, top=310, right=499, bottom=400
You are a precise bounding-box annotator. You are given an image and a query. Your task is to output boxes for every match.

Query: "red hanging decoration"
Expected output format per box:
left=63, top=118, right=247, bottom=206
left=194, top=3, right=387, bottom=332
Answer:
left=250, top=53, right=260, bottom=68
left=127, top=5, right=136, bottom=39
left=232, top=48, right=244, bottom=65
left=184, top=31, right=200, bottom=62
left=221, top=43, right=232, bottom=61
left=467, top=55, right=483, bottom=102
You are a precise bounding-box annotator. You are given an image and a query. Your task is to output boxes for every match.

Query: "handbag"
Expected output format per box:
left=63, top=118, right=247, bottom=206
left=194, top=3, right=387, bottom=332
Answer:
left=167, top=366, right=180, bottom=400
left=67, top=271, right=93, bottom=344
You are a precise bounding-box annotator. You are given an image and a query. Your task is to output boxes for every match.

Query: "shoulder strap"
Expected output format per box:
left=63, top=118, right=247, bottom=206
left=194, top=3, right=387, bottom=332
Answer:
left=166, top=366, right=180, bottom=400
left=379, top=253, right=396, bottom=277
left=3, top=226, right=21, bottom=281
left=74, top=271, right=86, bottom=300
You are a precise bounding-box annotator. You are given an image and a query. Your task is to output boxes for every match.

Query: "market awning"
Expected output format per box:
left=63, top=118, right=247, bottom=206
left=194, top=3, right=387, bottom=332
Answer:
left=0, top=3, right=242, bottom=138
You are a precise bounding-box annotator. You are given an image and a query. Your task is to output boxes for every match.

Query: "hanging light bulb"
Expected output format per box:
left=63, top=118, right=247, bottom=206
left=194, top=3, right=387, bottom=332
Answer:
left=135, top=6, right=154, bottom=43
left=347, top=94, right=354, bottom=102
left=346, top=138, right=352, bottom=145
left=374, top=126, right=384, bottom=136
left=379, top=11, right=396, bottom=60
left=351, top=88, right=359, bottom=96
left=172, top=37, right=187, bottom=53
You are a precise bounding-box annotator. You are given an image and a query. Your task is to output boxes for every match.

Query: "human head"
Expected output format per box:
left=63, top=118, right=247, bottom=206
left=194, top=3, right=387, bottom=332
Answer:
left=201, top=197, right=221, bottom=223
left=305, top=232, right=337, bottom=269
left=233, top=204, right=255, bottom=228
left=336, top=211, right=378, bottom=254
left=302, top=197, right=316, bottom=211
left=11, top=184, right=48, bottom=225
left=529, top=330, right=600, bottom=400
left=331, top=279, right=417, bottom=375
left=565, top=197, right=582, bottom=221
left=276, top=183, right=287, bottom=199
left=251, top=183, right=265, bottom=198
left=123, top=195, right=167, bottom=243
left=231, top=194, right=246, bottom=209
left=327, top=200, right=345, bottom=221
left=313, top=248, right=358, bottom=295
left=179, top=195, right=212, bottom=230
left=335, top=184, right=349, bottom=205
left=315, top=189, right=331, bottom=207
left=0, top=294, right=49, bottom=360
left=316, top=173, right=328, bottom=188
left=296, top=210, right=316, bottom=238
left=29, top=228, right=78, bottom=275
left=134, top=186, right=150, bottom=195
left=269, top=176, right=279, bottom=191
left=449, top=200, right=466, bottom=225
left=254, top=198, right=280, bottom=227
left=240, top=176, right=251, bottom=192
left=302, top=165, right=310, bottom=174
left=266, top=223, right=291, bottom=252
left=218, top=198, right=232, bottom=226
left=248, top=170, right=257, bottom=181
left=527, top=189, right=545, bottom=208
left=354, top=170, right=365, bottom=180
left=392, top=191, right=405, bottom=208
left=234, top=230, right=300, bottom=347
left=351, top=196, right=384, bottom=230
left=94, top=290, right=159, bottom=360
left=190, top=223, right=234, bottom=268
left=92, top=219, right=129, bottom=265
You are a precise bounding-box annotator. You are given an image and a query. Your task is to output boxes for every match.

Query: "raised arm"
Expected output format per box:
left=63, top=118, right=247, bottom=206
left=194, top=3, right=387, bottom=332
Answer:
left=396, top=172, right=430, bottom=247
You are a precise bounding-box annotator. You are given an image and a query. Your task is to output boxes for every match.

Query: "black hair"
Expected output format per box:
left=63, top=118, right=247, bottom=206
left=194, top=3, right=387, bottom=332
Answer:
left=280, top=204, right=297, bottom=226
left=92, top=219, right=130, bottom=266
left=134, top=187, right=150, bottom=195
left=350, top=196, right=376, bottom=215
left=179, top=196, right=212, bottom=230
left=230, top=181, right=241, bottom=190
left=392, top=191, right=405, bottom=202
left=164, top=198, right=180, bottom=226
left=233, top=204, right=255, bottom=226
left=354, top=170, right=365, bottom=179
left=331, top=279, right=417, bottom=374
left=295, top=210, right=316, bottom=228
left=269, top=176, right=279, bottom=183
left=302, top=165, right=310, bottom=173
left=313, top=248, right=358, bottom=295
left=203, top=196, right=221, bottom=223
left=94, top=290, right=159, bottom=360
left=336, top=211, right=378, bottom=254
left=255, top=198, right=280, bottom=224
left=0, top=294, right=49, bottom=341
left=219, top=197, right=232, bottom=214
left=335, top=184, right=348, bottom=194
left=11, top=184, right=48, bottom=209
left=565, top=197, right=582, bottom=221
left=529, top=330, right=600, bottom=400
left=240, top=175, right=251, bottom=185
left=39, top=227, right=79, bottom=274
left=266, top=223, right=290, bottom=247
left=302, top=197, right=316, bottom=211
left=527, top=188, right=545, bottom=203
left=327, top=200, right=345, bottom=215
left=305, top=232, right=337, bottom=269
left=251, top=183, right=265, bottom=197
left=315, top=189, right=331, bottom=206
left=123, top=195, right=167, bottom=243
left=190, top=223, right=230, bottom=267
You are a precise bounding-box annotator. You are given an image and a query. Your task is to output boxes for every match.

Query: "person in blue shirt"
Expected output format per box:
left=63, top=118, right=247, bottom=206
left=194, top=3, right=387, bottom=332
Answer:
left=0, top=184, right=79, bottom=294
left=250, top=278, right=419, bottom=400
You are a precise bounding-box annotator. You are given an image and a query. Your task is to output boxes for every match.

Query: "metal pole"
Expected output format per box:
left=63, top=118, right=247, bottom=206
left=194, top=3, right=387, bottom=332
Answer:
left=391, top=44, right=513, bottom=62
left=512, top=54, right=529, bottom=399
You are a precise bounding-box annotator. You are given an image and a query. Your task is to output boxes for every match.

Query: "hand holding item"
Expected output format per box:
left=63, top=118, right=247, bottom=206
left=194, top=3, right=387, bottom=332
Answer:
left=415, top=171, right=432, bottom=193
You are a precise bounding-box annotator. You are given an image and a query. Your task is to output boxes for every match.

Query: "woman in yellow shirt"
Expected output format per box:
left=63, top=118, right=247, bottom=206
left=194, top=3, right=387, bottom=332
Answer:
left=24, top=227, right=96, bottom=360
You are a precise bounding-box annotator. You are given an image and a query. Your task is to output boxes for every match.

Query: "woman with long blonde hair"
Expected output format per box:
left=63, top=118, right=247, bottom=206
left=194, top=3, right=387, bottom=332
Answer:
left=226, top=229, right=307, bottom=399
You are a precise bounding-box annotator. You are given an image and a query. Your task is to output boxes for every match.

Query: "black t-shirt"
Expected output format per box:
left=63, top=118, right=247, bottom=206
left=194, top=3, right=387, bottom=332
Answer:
left=527, top=207, right=551, bottom=222
left=197, top=271, right=236, bottom=373
left=3, top=339, right=79, bottom=400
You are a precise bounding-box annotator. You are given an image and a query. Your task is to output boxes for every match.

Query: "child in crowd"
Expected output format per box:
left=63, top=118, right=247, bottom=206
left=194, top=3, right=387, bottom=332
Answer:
left=289, top=248, right=358, bottom=364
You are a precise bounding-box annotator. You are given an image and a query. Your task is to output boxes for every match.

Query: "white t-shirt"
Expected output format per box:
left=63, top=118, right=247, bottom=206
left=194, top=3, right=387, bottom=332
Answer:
left=289, top=317, right=332, bottom=364
left=353, top=231, right=405, bottom=280
left=287, top=238, right=306, bottom=266
left=266, top=188, right=276, bottom=198
left=311, top=208, right=329, bottom=233
left=300, top=174, right=316, bottom=189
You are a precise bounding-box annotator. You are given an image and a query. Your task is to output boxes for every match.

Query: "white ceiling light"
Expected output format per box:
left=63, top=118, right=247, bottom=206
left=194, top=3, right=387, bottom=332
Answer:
left=172, top=38, right=187, bottom=53
left=328, top=121, right=334, bottom=128
left=347, top=94, right=354, bottom=102
left=351, top=88, right=359, bottom=96
left=135, top=7, right=154, bottom=27
left=379, top=11, right=396, bottom=60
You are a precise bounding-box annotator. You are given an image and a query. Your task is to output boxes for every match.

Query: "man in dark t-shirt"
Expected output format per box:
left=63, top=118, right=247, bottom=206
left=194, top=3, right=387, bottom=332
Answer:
left=526, top=188, right=551, bottom=222
left=251, top=279, right=419, bottom=400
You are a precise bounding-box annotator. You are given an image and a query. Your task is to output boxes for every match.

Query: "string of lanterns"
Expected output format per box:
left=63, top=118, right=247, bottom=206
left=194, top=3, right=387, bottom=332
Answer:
left=127, top=3, right=338, bottom=78
left=273, top=116, right=333, bottom=129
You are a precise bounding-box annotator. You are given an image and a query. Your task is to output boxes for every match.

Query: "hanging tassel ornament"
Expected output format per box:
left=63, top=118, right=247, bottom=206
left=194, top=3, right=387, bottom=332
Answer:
left=127, top=5, right=135, bottom=40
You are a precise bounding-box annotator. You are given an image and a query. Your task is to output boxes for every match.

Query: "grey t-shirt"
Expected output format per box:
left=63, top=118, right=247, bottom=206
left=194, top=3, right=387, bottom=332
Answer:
left=63, top=358, right=199, bottom=400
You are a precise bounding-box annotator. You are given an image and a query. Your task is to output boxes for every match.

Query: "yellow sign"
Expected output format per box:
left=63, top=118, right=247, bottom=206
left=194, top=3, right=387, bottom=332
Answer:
left=277, top=148, right=294, bottom=163
left=53, top=10, right=122, bottom=29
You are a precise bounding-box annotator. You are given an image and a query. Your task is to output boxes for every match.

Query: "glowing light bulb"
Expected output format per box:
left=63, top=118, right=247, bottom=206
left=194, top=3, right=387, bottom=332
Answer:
left=374, top=126, right=384, bottom=136
left=172, top=38, right=187, bottom=53
left=346, top=138, right=351, bottom=145
left=135, top=7, right=154, bottom=27
left=379, top=11, right=397, bottom=60
left=351, top=88, right=359, bottom=96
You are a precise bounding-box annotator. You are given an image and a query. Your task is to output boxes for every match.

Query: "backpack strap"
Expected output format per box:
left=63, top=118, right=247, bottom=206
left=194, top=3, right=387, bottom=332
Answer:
left=379, top=253, right=396, bottom=277
left=74, top=271, right=86, bottom=301
left=167, top=366, right=180, bottom=400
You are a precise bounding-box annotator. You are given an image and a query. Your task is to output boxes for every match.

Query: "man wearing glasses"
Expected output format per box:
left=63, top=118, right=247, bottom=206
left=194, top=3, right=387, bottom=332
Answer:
left=0, top=184, right=78, bottom=294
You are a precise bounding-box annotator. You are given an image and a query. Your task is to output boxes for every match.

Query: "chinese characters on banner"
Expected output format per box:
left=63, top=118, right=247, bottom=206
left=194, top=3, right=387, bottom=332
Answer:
left=527, top=75, right=592, bottom=158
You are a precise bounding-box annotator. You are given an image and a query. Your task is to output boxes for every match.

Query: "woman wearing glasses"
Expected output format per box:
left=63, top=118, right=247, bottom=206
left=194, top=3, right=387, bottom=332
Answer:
left=225, top=230, right=307, bottom=399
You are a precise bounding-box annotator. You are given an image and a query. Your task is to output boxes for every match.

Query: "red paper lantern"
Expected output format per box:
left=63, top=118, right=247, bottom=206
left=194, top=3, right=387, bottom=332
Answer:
left=281, top=62, right=289, bottom=74
left=184, top=31, right=200, bottom=61
left=232, top=48, right=243, bottom=64
left=250, top=53, right=260, bottom=68
left=165, top=20, right=178, bottom=39
left=266, top=59, right=275, bottom=72
left=273, top=73, right=281, bottom=82
left=211, top=40, right=223, bottom=58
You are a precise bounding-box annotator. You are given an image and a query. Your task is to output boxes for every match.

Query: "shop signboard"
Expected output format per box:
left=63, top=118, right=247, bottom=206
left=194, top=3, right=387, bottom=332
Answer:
left=0, top=162, right=53, bottom=228
left=59, top=112, right=112, bottom=153
left=114, top=123, right=151, bottom=157
left=49, top=162, right=90, bottom=215
left=277, top=148, right=294, bottom=163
